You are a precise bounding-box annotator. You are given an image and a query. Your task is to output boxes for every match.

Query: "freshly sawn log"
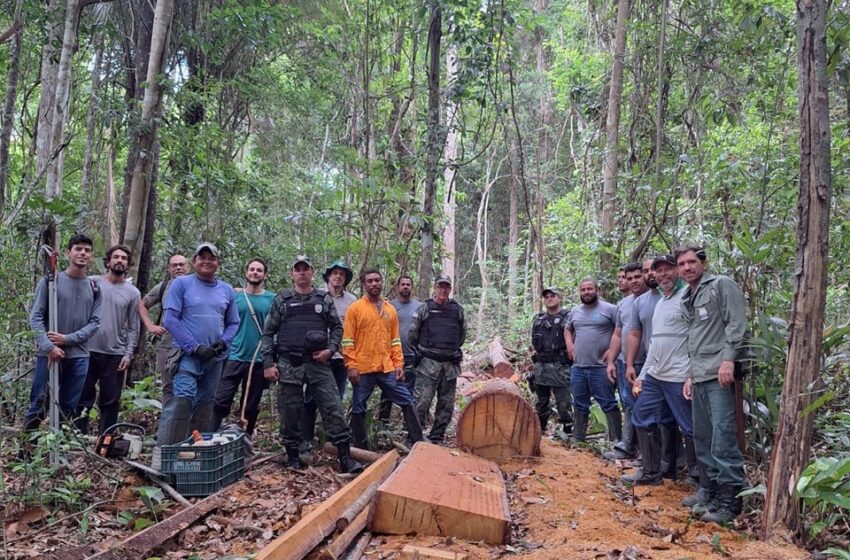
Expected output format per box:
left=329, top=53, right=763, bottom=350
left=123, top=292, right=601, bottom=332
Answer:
left=487, top=336, right=514, bottom=378
left=254, top=450, right=399, bottom=560
left=455, top=378, right=541, bottom=462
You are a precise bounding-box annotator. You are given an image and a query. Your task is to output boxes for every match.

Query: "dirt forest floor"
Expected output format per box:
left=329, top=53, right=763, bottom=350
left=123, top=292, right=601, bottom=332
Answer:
left=3, top=437, right=811, bottom=560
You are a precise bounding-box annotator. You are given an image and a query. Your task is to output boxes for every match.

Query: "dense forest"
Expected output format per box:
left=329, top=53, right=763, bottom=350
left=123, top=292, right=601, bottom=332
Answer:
left=1, top=0, right=848, bottom=552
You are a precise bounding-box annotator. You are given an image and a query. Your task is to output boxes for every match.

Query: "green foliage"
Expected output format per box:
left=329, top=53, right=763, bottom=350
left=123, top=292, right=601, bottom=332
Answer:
left=797, top=456, right=850, bottom=538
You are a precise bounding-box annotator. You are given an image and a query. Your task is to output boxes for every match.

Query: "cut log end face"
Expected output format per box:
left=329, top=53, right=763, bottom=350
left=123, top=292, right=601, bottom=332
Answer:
left=456, top=379, right=541, bottom=463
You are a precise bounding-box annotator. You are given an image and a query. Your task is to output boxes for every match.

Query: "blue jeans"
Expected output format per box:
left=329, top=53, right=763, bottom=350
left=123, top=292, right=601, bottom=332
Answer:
left=352, top=372, right=414, bottom=415
left=171, top=359, right=224, bottom=406
left=571, top=366, right=618, bottom=414
left=631, top=375, right=689, bottom=435
left=24, top=356, right=89, bottom=428
left=616, top=359, right=636, bottom=409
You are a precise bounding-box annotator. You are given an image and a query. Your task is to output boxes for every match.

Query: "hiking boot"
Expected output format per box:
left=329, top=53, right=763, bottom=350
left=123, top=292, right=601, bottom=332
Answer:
left=682, top=483, right=714, bottom=508
left=700, top=484, right=742, bottom=524
left=622, top=426, right=662, bottom=486
left=336, top=443, right=364, bottom=474
left=285, top=446, right=303, bottom=470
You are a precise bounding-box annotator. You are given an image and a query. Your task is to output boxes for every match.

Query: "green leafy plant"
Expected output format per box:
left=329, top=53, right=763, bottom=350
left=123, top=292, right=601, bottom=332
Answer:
left=796, top=455, right=850, bottom=538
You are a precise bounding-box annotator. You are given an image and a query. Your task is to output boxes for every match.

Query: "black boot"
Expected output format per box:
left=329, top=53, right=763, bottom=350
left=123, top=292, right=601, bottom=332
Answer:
left=572, top=408, right=589, bottom=443
left=661, top=424, right=679, bottom=480
left=350, top=413, right=369, bottom=450
left=300, top=404, right=318, bottom=447
left=335, top=442, right=364, bottom=474
left=285, top=445, right=303, bottom=470
left=604, top=407, right=634, bottom=460
left=401, top=405, right=423, bottom=447
left=701, top=484, right=742, bottom=524
left=622, top=426, right=662, bottom=485
left=683, top=435, right=699, bottom=485
left=189, top=401, right=216, bottom=433
left=605, top=408, right=623, bottom=444
left=378, top=390, right=393, bottom=422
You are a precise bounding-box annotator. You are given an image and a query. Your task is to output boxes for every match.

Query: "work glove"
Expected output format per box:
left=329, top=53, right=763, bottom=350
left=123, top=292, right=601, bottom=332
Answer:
left=211, top=340, right=228, bottom=356
left=194, top=344, right=217, bottom=361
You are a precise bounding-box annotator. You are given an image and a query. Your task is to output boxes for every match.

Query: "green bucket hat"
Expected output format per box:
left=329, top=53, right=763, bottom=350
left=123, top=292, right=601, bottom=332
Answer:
left=323, top=260, right=354, bottom=287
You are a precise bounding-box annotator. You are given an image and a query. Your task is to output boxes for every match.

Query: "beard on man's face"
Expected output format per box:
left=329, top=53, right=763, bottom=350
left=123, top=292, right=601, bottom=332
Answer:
left=580, top=293, right=598, bottom=305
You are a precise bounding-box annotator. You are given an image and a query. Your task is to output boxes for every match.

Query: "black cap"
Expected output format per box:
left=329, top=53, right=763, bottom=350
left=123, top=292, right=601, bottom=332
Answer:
left=651, top=254, right=677, bottom=270
left=434, top=273, right=452, bottom=286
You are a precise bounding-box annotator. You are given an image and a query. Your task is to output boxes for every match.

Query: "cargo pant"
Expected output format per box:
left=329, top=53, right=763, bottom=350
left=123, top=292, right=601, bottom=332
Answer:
left=692, top=378, right=745, bottom=486
left=532, top=362, right=572, bottom=431
left=413, top=357, right=459, bottom=442
left=278, top=356, right=351, bottom=449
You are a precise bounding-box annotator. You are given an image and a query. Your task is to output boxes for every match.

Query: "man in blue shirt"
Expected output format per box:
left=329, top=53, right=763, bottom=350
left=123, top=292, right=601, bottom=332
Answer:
left=153, top=242, right=240, bottom=469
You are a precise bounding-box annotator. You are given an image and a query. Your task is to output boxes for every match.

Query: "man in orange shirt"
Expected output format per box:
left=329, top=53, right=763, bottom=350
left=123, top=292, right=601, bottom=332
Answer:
left=343, top=268, right=424, bottom=449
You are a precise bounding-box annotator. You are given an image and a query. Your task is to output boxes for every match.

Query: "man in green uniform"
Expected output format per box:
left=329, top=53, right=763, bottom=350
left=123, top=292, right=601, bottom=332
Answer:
left=410, top=273, right=466, bottom=444
left=529, top=287, right=572, bottom=438
left=261, top=256, right=363, bottom=473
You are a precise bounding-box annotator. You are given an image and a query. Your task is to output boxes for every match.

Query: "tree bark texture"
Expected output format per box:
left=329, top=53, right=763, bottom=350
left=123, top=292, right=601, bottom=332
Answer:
left=35, top=0, right=62, bottom=179
left=123, top=0, right=174, bottom=280
left=441, top=44, right=459, bottom=286
left=762, top=0, right=831, bottom=539
left=0, top=8, right=23, bottom=215
left=78, top=30, right=104, bottom=225
left=600, top=0, right=630, bottom=274
left=417, top=1, right=442, bottom=300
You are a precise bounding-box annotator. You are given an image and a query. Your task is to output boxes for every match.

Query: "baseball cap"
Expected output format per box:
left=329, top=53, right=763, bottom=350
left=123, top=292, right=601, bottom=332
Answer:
left=193, top=242, right=220, bottom=259
left=292, top=255, right=313, bottom=269
left=542, top=286, right=561, bottom=297
left=434, top=273, right=452, bottom=286
left=651, top=254, right=677, bottom=269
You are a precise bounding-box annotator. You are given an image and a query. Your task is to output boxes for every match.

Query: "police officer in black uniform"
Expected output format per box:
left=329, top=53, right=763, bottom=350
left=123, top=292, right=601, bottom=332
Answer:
left=261, top=256, right=363, bottom=473
left=409, top=273, right=466, bottom=444
left=529, top=287, right=573, bottom=437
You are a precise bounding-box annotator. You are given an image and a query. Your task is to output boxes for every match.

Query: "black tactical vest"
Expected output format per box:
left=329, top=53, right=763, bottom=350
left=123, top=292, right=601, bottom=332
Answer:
left=419, top=299, right=462, bottom=350
left=532, top=309, right=568, bottom=358
left=277, top=289, right=327, bottom=353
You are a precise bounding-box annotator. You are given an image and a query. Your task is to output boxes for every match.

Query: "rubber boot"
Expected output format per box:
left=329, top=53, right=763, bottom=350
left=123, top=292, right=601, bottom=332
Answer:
left=300, top=404, right=318, bottom=448
left=683, top=435, right=699, bottom=486
left=604, top=407, right=635, bottom=460
left=701, top=485, right=742, bottom=524
left=401, top=404, right=424, bottom=448
left=211, top=408, right=226, bottom=432
left=572, top=408, right=589, bottom=443
left=285, top=445, right=303, bottom=470
left=189, top=401, right=216, bottom=433
left=683, top=461, right=715, bottom=509
left=661, top=424, right=679, bottom=480
left=74, top=412, right=90, bottom=435
left=350, top=413, right=369, bottom=450
left=622, top=426, right=662, bottom=485
left=335, top=442, right=365, bottom=474
left=378, top=391, right=393, bottom=422
left=605, top=408, right=623, bottom=444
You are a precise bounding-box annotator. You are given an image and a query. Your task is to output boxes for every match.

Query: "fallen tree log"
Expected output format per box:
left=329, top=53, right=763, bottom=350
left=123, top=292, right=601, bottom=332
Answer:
left=335, top=482, right=379, bottom=531
left=323, top=442, right=383, bottom=463
left=318, top=506, right=371, bottom=559
left=456, top=378, right=541, bottom=462
left=371, top=443, right=511, bottom=544
left=254, top=450, right=399, bottom=560
left=487, top=336, right=514, bottom=378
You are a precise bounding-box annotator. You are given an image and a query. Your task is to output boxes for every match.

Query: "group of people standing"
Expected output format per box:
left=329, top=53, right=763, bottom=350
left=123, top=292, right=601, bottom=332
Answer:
left=529, top=246, right=750, bottom=524
left=23, top=238, right=467, bottom=477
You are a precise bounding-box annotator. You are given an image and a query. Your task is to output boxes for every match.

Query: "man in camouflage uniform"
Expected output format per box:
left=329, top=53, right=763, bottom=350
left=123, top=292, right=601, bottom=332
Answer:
left=261, top=256, right=363, bottom=473
left=410, top=273, right=466, bottom=444
left=529, top=287, right=572, bottom=437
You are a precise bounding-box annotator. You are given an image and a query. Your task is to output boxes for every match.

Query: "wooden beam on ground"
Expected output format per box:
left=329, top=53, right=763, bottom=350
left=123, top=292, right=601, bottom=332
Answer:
left=336, top=482, right=378, bottom=531
left=344, top=532, right=371, bottom=560
left=401, top=545, right=469, bottom=560
left=371, top=443, right=511, bottom=544
left=487, top=336, right=514, bottom=378
left=65, top=495, right=226, bottom=560
left=255, top=450, right=399, bottom=560
left=455, top=378, right=541, bottom=462
left=318, top=506, right=371, bottom=559
left=323, top=442, right=383, bottom=463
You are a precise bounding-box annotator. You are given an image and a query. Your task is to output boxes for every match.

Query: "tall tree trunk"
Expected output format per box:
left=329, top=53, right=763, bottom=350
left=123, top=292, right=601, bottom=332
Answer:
left=104, top=141, right=119, bottom=246
left=78, top=30, right=104, bottom=227
left=600, top=0, right=630, bottom=273
left=0, top=2, right=23, bottom=216
left=762, top=0, right=831, bottom=538
left=44, top=0, right=82, bottom=199
left=441, top=43, right=459, bottom=286
left=35, top=0, right=62, bottom=179
left=507, top=138, right=519, bottom=326
left=417, top=0, right=442, bottom=300
left=122, top=0, right=175, bottom=279
left=533, top=0, right=550, bottom=311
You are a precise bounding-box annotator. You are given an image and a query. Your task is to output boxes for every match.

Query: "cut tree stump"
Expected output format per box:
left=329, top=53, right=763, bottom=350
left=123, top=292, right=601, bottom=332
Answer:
left=370, top=443, right=510, bottom=544
left=456, top=378, right=541, bottom=463
left=487, top=336, right=514, bottom=378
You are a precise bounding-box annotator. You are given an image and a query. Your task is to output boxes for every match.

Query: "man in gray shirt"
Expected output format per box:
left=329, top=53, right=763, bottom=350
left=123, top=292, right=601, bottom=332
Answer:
left=76, top=245, right=141, bottom=435
left=23, top=234, right=102, bottom=432
left=565, top=278, right=618, bottom=443
left=378, top=274, right=423, bottom=422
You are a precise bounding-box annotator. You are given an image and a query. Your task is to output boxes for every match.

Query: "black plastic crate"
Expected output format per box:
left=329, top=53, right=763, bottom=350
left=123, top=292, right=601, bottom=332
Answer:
left=161, top=433, right=245, bottom=497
